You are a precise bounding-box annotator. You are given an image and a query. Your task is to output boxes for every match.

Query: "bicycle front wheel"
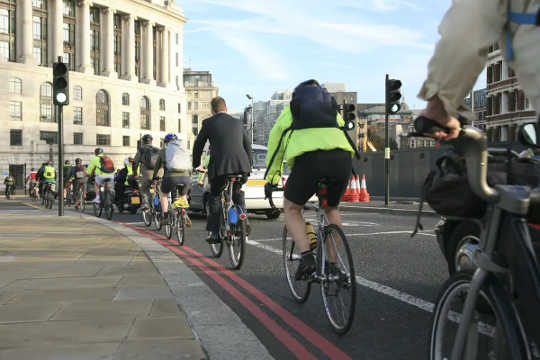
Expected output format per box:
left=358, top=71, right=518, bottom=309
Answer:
left=228, top=220, right=246, bottom=270
left=142, top=209, right=152, bottom=227
left=93, top=202, right=102, bottom=217
left=176, top=209, right=185, bottom=246
left=320, top=224, right=356, bottom=335
left=282, top=225, right=311, bottom=303
left=429, top=272, right=526, bottom=360
left=104, top=205, right=113, bottom=220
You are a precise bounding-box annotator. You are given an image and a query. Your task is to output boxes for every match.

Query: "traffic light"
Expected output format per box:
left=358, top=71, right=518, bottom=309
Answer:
left=343, top=103, right=356, bottom=130
left=53, top=60, right=69, bottom=106
left=385, top=78, right=401, bottom=114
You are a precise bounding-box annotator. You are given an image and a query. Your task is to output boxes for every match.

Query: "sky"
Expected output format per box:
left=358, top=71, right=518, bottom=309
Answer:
left=175, top=0, right=484, bottom=112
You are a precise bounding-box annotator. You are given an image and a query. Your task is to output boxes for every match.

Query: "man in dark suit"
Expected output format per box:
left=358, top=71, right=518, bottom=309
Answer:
left=193, top=97, right=252, bottom=243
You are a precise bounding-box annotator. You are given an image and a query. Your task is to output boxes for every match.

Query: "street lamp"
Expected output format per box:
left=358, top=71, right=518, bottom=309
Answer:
left=246, top=94, right=254, bottom=145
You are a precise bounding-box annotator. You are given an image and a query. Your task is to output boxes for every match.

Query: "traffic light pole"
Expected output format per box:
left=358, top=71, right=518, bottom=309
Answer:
left=384, top=74, right=390, bottom=207
left=57, top=104, right=64, bottom=216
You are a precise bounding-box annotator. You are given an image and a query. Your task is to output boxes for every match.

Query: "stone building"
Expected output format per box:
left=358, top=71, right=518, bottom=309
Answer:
left=1, top=0, right=187, bottom=188
left=483, top=43, right=536, bottom=143
left=183, top=68, right=218, bottom=143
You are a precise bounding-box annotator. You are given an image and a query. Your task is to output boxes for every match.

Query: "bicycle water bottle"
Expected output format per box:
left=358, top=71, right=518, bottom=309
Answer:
left=228, top=207, right=238, bottom=224
left=305, top=222, right=317, bottom=250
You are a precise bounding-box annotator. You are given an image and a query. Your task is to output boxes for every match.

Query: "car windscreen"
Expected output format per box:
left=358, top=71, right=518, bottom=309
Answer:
left=252, top=150, right=267, bottom=169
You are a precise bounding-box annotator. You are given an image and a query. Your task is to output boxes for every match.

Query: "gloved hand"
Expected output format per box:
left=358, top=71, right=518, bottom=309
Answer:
left=264, top=182, right=275, bottom=200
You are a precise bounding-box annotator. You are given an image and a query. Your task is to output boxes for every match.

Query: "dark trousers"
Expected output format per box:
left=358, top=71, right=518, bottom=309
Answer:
left=206, top=175, right=247, bottom=233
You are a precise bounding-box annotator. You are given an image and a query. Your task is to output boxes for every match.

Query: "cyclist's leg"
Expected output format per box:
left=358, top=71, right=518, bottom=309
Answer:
left=160, top=176, right=172, bottom=225
left=207, top=176, right=227, bottom=236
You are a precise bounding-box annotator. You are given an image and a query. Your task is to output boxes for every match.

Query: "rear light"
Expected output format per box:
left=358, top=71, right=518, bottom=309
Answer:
left=239, top=213, right=247, bottom=221
left=281, top=177, right=287, bottom=188
left=133, top=189, right=139, bottom=194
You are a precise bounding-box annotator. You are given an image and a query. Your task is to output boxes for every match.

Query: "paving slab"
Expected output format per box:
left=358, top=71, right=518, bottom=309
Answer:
left=113, top=286, right=174, bottom=301
left=2, top=275, right=123, bottom=291
left=0, top=343, right=120, bottom=360
left=149, top=299, right=182, bottom=318
left=51, top=299, right=153, bottom=321
left=127, top=316, right=195, bottom=340
left=5, top=287, right=118, bottom=304
left=113, top=339, right=206, bottom=360
left=0, top=303, right=60, bottom=323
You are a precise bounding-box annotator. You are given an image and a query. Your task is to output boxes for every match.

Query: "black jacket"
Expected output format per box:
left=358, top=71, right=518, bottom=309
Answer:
left=133, top=144, right=160, bottom=173
left=193, top=113, right=252, bottom=179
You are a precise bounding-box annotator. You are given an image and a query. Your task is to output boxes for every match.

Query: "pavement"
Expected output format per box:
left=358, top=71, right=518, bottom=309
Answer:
left=0, top=199, right=212, bottom=360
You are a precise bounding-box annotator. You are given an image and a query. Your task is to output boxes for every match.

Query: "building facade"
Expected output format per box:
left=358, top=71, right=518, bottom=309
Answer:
left=1, top=0, right=187, bottom=188
left=183, top=68, right=218, bottom=145
left=245, top=90, right=292, bottom=146
left=484, top=43, right=536, bottom=143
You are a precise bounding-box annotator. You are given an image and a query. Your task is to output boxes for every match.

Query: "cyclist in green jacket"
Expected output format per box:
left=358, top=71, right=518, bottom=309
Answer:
left=265, top=79, right=355, bottom=280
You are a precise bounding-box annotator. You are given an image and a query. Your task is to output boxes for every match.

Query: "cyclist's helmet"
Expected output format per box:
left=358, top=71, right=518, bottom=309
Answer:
left=142, top=134, right=153, bottom=144
left=31, top=168, right=35, bottom=171
left=47, top=160, right=53, bottom=166
left=164, top=133, right=177, bottom=143
left=128, top=157, right=134, bottom=162
left=75, top=158, right=82, bottom=164
left=64, top=160, right=70, bottom=165
left=94, top=147, right=104, bottom=156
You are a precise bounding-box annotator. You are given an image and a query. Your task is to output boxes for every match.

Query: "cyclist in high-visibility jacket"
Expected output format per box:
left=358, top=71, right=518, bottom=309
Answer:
left=87, top=148, right=115, bottom=204
left=42, top=161, right=56, bottom=184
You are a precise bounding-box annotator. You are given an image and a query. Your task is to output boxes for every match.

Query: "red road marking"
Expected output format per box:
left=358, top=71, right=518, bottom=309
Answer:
left=125, top=222, right=352, bottom=360
left=124, top=223, right=317, bottom=360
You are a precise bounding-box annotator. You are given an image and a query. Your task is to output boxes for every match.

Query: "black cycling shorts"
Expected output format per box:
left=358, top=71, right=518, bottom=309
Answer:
left=284, top=149, right=352, bottom=207
left=161, top=176, right=191, bottom=195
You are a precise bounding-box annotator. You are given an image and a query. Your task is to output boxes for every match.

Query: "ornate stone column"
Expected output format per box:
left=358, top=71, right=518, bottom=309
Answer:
left=77, top=0, right=92, bottom=73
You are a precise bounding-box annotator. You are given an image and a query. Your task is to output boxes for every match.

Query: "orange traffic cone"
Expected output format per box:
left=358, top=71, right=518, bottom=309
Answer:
left=359, top=174, right=370, bottom=202
left=351, top=175, right=361, bottom=202
left=341, top=176, right=353, bottom=202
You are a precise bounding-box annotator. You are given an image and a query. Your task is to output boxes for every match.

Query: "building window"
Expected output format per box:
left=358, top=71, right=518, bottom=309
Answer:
left=122, top=93, right=129, bottom=105
left=192, top=114, right=198, bottom=124
left=32, top=2, right=48, bottom=66
left=63, top=1, right=75, bottom=71
left=96, top=134, right=110, bottom=146
left=188, top=102, right=191, bottom=111
left=10, top=129, right=22, bottom=146
left=73, top=106, right=82, bottom=124
left=134, top=20, right=141, bottom=81
left=178, top=103, right=181, bottom=113
left=153, top=25, right=157, bottom=81
left=9, top=101, right=21, bottom=121
left=160, top=116, right=166, bottom=131
left=0, top=3, right=15, bottom=62
left=8, top=77, right=21, bottom=94
left=517, top=90, right=525, bottom=110
left=96, top=90, right=110, bottom=126
left=114, top=14, right=122, bottom=75
left=159, top=99, right=165, bottom=111
left=178, top=118, right=181, bottom=132
left=194, top=102, right=198, bottom=110
left=122, top=112, right=130, bottom=128
left=176, top=75, right=180, bottom=90
left=73, top=85, right=82, bottom=101
left=140, top=96, right=151, bottom=130
left=123, top=136, right=130, bottom=147
left=40, top=131, right=57, bottom=145
left=73, top=132, right=83, bottom=145
left=192, top=126, right=198, bottom=136
left=40, top=82, right=53, bottom=122
left=176, top=32, right=178, bottom=44
left=176, top=52, right=178, bottom=67
left=90, top=7, right=100, bottom=75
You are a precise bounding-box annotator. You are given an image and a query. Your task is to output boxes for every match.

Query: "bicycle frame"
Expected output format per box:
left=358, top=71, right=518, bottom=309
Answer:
left=220, top=177, right=247, bottom=241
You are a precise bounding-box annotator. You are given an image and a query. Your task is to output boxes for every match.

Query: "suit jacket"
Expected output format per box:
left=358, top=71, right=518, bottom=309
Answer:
left=192, top=113, right=252, bottom=180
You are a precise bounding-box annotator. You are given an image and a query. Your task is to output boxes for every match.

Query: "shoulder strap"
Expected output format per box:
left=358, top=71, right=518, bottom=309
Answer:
left=264, top=126, right=292, bottom=180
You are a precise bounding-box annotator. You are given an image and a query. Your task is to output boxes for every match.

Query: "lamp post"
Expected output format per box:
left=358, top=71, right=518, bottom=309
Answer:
left=246, top=94, right=254, bottom=145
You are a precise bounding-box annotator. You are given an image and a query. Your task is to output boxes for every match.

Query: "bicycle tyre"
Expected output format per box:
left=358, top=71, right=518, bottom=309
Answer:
left=176, top=209, right=185, bottom=246
left=320, top=224, right=356, bottom=335
left=154, top=211, right=162, bottom=231
left=282, top=225, right=311, bottom=303
left=93, top=202, right=102, bottom=217
left=228, top=219, right=246, bottom=270
left=104, top=205, right=113, bottom=220
left=429, top=271, right=528, bottom=360
left=47, top=191, right=54, bottom=209
left=165, top=211, right=174, bottom=239
left=78, top=190, right=86, bottom=213
left=209, top=238, right=223, bottom=258
left=142, top=209, right=152, bottom=227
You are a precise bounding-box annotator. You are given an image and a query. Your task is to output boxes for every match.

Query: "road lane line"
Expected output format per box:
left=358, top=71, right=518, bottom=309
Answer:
left=247, top=236, right=438, bottom=314
left=130, top=224, right=352, bottom=360
left=130, top=227, right=317, bottom=360
left=250, top=230, right=435, bottom=243
left=23, top=202, right=41, bottom=209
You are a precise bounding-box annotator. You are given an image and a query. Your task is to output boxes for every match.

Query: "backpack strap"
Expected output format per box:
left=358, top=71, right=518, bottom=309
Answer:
left=505, top=8, right=539, bottom=60
left=264, top=125, right=292, bottom=180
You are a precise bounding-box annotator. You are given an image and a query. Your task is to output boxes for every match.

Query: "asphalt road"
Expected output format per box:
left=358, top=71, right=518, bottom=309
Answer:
left=17, top=198, right=447, bottom=360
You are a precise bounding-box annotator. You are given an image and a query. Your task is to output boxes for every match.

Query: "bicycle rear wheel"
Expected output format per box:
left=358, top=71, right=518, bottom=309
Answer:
left=165, top=211, right=174, bottom=239
left=93, top=202, right=102, bottom=217
left=104, top=205, right=113, bottom=220
left=176, top=209, right=185, bottom=246
left=228, top=220, right=246, bottom=270
left=153, top=211, right=162, bottom=230
left=142, top=209, right=152, bottom=227
left=320, top=224, right=356, bottom=335
left=429, top=272, right=526, bottom=360
left=282, top=225, right=311, bottom=303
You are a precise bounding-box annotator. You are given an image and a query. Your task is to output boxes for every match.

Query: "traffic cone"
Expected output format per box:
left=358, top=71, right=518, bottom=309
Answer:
left=359, top=174, right=370, bottom=202
left=351, top=175, right=360, bottom=202
left=341, top=176, right=353, bottom=202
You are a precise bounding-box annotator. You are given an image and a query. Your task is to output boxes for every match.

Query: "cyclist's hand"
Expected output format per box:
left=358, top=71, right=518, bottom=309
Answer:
left=421, top=95, right=461, bottom=140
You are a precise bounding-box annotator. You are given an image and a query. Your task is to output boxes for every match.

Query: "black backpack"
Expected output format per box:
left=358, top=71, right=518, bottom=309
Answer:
left=290, top=84, right=339, bottom=130
left=141, top=146, right=160, bottom=170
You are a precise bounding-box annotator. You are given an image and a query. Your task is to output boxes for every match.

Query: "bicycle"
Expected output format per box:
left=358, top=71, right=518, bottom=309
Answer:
left=4, top=184, right=14, bottom=200
left=29, top=182, right=39, bottom=201
left=208, top=175, right=248, bottom=270
left=142, top=179, right=163, bottom=230
left=164, top=184, right=189, bottom=246
left=412, top=118, right=540, bottom=360
left=73, top=178, right=86, bottom=213
left=268, top=179, right=356, bottom=334
left=93, top=178, right=114, bottom=220
left=41, top=182, right=56, bottom=209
